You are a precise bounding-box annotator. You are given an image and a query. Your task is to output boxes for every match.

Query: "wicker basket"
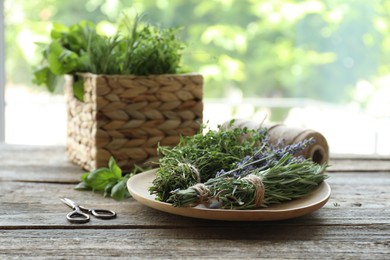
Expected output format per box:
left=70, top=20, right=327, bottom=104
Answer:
left=65, top=73, right=203, bottom=171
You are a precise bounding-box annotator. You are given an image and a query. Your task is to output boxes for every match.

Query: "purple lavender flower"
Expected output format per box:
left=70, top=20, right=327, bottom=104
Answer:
left=276, top=137, right=315, bottom=155
left=215, top=169, right=226, bottom=177
left=215, top=137, right=316, bottom=179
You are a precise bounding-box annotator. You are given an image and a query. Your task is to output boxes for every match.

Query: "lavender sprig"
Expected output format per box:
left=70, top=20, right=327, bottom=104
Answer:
left=216, top=138, right=315, bottom=178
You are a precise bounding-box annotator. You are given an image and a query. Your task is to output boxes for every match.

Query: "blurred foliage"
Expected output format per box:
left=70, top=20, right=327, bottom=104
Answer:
left=4, top=0, right=390, bottom=104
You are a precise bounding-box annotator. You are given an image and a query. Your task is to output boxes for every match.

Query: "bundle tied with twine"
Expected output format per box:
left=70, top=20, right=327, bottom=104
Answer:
left=168, top=153, right=327, bottom=209
left=221, top=118, right=329, bottom=165
left=169, top=174, right=266, bottom=209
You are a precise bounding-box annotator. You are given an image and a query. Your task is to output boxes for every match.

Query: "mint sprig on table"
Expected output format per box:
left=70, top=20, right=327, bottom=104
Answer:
left=75, top=157, right=144, bottom=200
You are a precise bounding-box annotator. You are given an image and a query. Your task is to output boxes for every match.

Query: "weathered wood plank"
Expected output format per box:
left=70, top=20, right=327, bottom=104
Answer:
left=1, top=144, right=390, bottom=259
left=0, top=144, right=68, bottom=166
left=1, top=172, right=389, bottom=228
left=0, top=228, right=389, bottom=259
left=0, top=144, right=84, bottom=182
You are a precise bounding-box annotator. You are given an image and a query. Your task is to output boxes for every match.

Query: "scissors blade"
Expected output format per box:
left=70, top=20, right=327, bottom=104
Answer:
left=61, top=198, right=79, bottom=209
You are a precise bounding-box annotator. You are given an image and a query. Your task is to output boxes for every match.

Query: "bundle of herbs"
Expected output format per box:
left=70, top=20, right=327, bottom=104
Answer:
left=150, top=122, right=328, bottom=209
left=33, top=15, right=186, bottom=101
left=168, top=153, right=327, bottom=209
left=149, top=124, right=268, bottom=201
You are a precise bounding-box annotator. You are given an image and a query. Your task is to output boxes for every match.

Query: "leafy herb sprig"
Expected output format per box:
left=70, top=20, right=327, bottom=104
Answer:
left=75, top=157, right=144, bottom=200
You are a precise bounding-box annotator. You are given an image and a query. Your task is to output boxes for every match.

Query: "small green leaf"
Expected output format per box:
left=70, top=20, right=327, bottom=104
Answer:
left=32, top=66, right=58, bottom=92
left=74, top=181, right=91, bottom=190
left=74, top=173, right=91, bottom=190
left=109, top=157, right=122, bottom=179
left=73, top=78, right=84, bottom=101
left=51, top=22, right=69, bottom=39
left=80, top=172, right=89, bottom=181
left=104, top=180, right=118, bottom=197
left=111, top=179, right=127, bottom=201
left=86, top=168, right=116, bottom=191
left=47, top=41, right=69, bottom=75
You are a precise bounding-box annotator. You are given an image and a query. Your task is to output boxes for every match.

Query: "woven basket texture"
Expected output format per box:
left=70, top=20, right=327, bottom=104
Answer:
left=65, top=73, right=203, bottom=171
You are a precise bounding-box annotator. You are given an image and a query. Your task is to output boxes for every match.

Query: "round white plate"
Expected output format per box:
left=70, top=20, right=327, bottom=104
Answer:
left=127, top=169, right=331, bottom=221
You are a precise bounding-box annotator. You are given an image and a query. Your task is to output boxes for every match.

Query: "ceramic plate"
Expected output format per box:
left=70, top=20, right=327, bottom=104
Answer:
left=127, top=169, right=331, bottom=221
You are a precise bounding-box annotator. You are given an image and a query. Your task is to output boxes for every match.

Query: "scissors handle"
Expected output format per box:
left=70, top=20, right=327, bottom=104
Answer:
left=78, top=205, right=116, bottom=220
left=90, top=208, right=117, bottom=219
left=66, top=208, right=90, bottom=224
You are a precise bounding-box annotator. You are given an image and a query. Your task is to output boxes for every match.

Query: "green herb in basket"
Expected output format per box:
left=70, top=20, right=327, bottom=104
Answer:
left=32, top=15, right=186, bottom=100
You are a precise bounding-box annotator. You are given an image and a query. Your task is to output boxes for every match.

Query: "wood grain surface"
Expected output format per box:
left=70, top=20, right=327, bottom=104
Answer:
left=1, top=144, right=389, bottom=259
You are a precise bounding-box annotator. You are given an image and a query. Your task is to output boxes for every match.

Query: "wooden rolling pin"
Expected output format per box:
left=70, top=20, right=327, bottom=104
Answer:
left=221, top=119, right=329, bottom=165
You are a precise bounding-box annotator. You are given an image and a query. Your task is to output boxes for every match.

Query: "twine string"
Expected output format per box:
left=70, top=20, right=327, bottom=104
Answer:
left=243, top=174, right=265, bottom=207
left=191, top=183, right=211, bottom=204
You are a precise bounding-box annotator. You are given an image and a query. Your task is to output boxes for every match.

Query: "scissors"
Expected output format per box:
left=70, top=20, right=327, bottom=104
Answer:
left=61, top=198, right=117, bottom=224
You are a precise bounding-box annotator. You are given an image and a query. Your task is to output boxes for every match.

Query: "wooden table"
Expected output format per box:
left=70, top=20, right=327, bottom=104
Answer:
left=1, top=144, right=389, bottom=259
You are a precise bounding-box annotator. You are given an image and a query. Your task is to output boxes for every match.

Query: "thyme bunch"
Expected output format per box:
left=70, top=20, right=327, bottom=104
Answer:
left=149, top=123, right=269, bottom=201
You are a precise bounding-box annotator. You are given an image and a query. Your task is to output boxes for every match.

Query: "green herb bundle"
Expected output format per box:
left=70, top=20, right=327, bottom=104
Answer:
left=150, top=122, right=328, bottom=209
left=149, top=124, right=269, bottom=201
left=33, top=15, right=186, bottom=100
left=168, top=154, right=327, bottom=209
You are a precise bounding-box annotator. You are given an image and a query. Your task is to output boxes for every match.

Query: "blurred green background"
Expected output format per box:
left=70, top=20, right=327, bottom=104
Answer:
left=5, top=0, right=390, bottom=106
left=4, top=0, right=390, bottom=154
